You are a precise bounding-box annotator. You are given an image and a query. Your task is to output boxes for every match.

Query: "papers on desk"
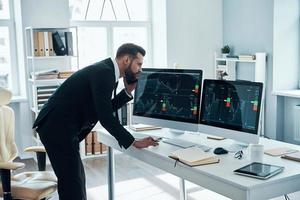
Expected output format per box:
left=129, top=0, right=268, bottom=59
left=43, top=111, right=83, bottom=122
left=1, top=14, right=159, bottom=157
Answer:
left=129, top=124, right=162, bottom=132
left=169, top=146, right=219, bottom=167
left=264, top=147, right=298, bottom=156
left=281, top=151, right=300, bottom=162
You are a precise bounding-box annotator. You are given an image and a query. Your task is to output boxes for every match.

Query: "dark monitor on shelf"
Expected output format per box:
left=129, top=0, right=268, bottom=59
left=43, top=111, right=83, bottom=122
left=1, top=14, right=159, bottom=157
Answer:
left=132, top=68, right=203, bottom=132
left=199, top=79, right=263, bottom=144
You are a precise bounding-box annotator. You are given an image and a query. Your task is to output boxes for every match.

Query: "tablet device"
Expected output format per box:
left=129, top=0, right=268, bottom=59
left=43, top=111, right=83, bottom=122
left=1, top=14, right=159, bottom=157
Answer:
left=234, top=162, right=284, bottom=180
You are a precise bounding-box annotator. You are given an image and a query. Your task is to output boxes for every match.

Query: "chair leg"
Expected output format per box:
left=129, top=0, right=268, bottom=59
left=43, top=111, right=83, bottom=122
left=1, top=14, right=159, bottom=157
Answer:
left=36, top=152, right=46, bottom=171
left=0, top=169, right=12, bottom=200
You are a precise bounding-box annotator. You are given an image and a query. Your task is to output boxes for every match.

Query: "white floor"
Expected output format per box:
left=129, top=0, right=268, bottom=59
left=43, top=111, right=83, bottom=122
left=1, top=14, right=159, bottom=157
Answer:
left=87, top=173, right=231, bottom=200
left=2, top=152, right=300, bottom=200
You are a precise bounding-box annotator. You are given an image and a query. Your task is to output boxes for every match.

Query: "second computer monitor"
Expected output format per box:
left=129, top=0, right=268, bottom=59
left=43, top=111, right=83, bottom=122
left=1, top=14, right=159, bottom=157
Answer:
left=199, top=79, right=263, bottom=144
left=132, top=68, right=203, bottom=132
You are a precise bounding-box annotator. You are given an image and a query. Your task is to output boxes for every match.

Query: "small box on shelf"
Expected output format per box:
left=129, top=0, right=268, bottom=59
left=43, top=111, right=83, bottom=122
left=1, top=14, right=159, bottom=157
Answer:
left=84, top=132, right=107, bottom=156
left=238, top=54, right=256, bottom=61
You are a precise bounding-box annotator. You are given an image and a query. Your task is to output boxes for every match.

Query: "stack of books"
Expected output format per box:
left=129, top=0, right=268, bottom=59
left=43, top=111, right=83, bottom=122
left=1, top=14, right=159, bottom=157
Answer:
left=238, top=55, right=256, bottom=61
left=58, top=71, right=74, bottom=79
left=31, top=69, right=58, bottom=80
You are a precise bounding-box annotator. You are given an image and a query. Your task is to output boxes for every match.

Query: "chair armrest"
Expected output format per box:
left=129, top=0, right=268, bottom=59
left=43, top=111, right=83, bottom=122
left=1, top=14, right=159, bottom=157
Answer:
left=24, top=146, right=46, bottom=153
left=0, top=162, right=25, bottom=170
left=25, top=146, right=47, bottom=171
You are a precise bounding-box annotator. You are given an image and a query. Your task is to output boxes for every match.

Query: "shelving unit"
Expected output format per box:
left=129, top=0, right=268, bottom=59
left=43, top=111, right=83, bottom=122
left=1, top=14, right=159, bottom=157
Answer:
left=25, top=26, right=79, bottom=115
left=214, top=52, right=267, bottom=136
left=25, top=26, right=80, bottom=151
left=214, top=53, right=266, bottom=83
left=25, top=27, right=106, bottom=158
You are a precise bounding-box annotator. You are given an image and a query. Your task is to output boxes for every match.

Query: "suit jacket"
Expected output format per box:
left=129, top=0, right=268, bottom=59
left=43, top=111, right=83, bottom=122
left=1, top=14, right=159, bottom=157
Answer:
left=33, top=58, right=135, bottom=149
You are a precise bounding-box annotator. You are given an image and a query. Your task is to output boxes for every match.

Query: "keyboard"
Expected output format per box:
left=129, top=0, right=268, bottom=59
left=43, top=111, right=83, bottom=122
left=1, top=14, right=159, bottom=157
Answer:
left=163, top=138, right=211, bottom=152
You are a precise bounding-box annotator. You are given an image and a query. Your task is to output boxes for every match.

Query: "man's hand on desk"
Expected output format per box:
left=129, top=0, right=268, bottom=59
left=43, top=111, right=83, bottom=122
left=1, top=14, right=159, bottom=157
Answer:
left=132, top=137, right=159, bottom=149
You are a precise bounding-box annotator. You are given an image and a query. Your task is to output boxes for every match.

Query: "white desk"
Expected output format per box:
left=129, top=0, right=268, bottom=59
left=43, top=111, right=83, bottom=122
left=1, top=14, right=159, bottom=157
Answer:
left=97, top=128, right=300, bottom=200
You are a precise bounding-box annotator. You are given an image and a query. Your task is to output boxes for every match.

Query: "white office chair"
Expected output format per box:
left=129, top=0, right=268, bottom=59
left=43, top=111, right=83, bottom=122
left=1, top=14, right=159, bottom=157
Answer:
left=0, top=87, right=57, bottom=200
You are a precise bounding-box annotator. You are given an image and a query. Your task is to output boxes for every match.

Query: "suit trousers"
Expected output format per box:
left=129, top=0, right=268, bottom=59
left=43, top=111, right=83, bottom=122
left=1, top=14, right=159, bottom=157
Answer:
left=37, top=125, right=87, bottom=200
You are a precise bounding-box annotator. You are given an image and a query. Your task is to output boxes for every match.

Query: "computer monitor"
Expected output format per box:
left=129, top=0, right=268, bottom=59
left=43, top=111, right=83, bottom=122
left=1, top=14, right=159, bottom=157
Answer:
left=198, top=79, right=263, bottom=144
left=132, top=68, right=203, bottom=132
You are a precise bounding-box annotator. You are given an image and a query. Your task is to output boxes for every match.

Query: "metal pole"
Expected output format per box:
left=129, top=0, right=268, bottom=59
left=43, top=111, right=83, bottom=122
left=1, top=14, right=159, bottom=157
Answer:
left=108, top=146, right=115, bottom=200
left=179, top=178, right=187, bottom=200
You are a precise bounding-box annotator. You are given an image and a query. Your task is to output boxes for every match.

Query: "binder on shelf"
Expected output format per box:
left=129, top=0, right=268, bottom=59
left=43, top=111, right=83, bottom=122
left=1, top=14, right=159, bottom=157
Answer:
left=37, top=32, right=45, bottom=56
left=43, top=32, right=50, bottom=56
left=33, top=32, right=39, bottom=56
left=48, top=32, right=55, bottom=56
left=52, top=31, right=66, bottom=56
left=64, top=32, right=73, bottom=56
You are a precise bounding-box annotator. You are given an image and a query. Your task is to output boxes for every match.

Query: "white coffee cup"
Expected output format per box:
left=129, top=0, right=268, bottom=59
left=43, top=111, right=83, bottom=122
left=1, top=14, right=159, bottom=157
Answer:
left=249, top=144, right=264, bottom=163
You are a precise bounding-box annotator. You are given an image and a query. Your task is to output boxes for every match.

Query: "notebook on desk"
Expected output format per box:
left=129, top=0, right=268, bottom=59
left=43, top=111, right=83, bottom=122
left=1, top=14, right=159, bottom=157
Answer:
left=169, top=146, right=219, bottom=167
left=264, top=147, right=298, bottom=156
left=129, top=124, right=162, bottom=132
left=281, top=151, right=300, bottom=162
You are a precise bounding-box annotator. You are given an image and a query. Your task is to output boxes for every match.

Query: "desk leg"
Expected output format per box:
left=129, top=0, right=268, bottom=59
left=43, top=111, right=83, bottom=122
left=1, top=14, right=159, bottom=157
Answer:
left=179, top=178, right=187, bottom=200
left=108, top=146, right=115, bottom=200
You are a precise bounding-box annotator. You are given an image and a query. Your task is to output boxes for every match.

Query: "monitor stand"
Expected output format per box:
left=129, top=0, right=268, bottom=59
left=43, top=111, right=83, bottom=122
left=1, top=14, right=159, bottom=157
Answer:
left=163, top=129, right=211, bottom=151
left=225, top=141, right=249, bottom=152
left=168, top=128, right=185, bottom=135
left=168, top=128, right=199, bottom=135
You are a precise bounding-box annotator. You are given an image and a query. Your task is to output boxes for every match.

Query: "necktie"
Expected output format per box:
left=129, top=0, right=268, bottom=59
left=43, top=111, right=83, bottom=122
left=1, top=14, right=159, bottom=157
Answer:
left=113, top=82, right=119, bottom=121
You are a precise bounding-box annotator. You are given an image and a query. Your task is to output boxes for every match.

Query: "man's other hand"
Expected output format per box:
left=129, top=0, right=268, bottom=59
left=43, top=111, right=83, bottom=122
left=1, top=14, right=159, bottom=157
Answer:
left=132, top=137, right=159, bottom=149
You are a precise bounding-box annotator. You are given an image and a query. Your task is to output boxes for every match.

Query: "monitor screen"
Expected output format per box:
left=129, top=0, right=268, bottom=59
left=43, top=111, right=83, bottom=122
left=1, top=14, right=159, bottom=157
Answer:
left=200, top=79, right=263, bottom=134
left=133, top=68, right=203, bottom=125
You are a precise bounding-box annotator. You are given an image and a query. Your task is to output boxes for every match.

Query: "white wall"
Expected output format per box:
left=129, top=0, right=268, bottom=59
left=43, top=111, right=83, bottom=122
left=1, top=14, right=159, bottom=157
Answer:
left=273, top=0, right=300, bottom=91
left=166, top=0, right=223, bottom=79
left=273, top=0, right=300, bottom=143
left=152, top=0, right=167, bottom=67
left=223, top=0, right=275, bottom=138
left=21, top=0, right=70, bottom=28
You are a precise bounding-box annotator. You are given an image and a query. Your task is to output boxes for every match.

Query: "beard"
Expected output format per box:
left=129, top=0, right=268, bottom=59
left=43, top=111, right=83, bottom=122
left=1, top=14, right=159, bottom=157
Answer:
left=125, top=62, right=138, bottom=84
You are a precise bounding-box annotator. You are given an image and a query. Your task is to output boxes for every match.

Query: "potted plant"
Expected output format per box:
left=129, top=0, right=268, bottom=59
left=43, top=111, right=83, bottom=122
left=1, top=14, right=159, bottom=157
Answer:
left=221, top=45, right=230, bottom=58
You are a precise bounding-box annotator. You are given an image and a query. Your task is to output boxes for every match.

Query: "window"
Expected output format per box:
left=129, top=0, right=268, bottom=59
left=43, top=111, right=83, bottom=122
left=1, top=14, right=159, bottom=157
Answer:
left=69, top=0, right=151, bottom=68
left=0, top=0, right=18, bottom=94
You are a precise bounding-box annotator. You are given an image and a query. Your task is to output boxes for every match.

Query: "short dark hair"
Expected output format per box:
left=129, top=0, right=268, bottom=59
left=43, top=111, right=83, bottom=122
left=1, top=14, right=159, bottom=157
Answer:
left=116, top=43, right=146, bottom=59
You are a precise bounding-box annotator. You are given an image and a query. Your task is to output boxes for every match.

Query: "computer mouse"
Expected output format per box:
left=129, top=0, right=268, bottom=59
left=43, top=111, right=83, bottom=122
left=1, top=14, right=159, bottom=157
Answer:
left=213, top=147, right=228, bottom=155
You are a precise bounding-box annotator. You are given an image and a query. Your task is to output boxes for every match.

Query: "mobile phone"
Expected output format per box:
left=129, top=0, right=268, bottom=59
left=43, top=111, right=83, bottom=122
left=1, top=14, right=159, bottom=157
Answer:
left=126, top=77, right=138, bottom=84
left=125, top=71, right=138, bottom=84
left=125, top=75, right=138, bottom=84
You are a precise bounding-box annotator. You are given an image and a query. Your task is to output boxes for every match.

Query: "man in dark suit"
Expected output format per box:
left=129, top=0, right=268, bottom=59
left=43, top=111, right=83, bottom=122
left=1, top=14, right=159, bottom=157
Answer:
left=33, top=43, right=158, bottom=200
